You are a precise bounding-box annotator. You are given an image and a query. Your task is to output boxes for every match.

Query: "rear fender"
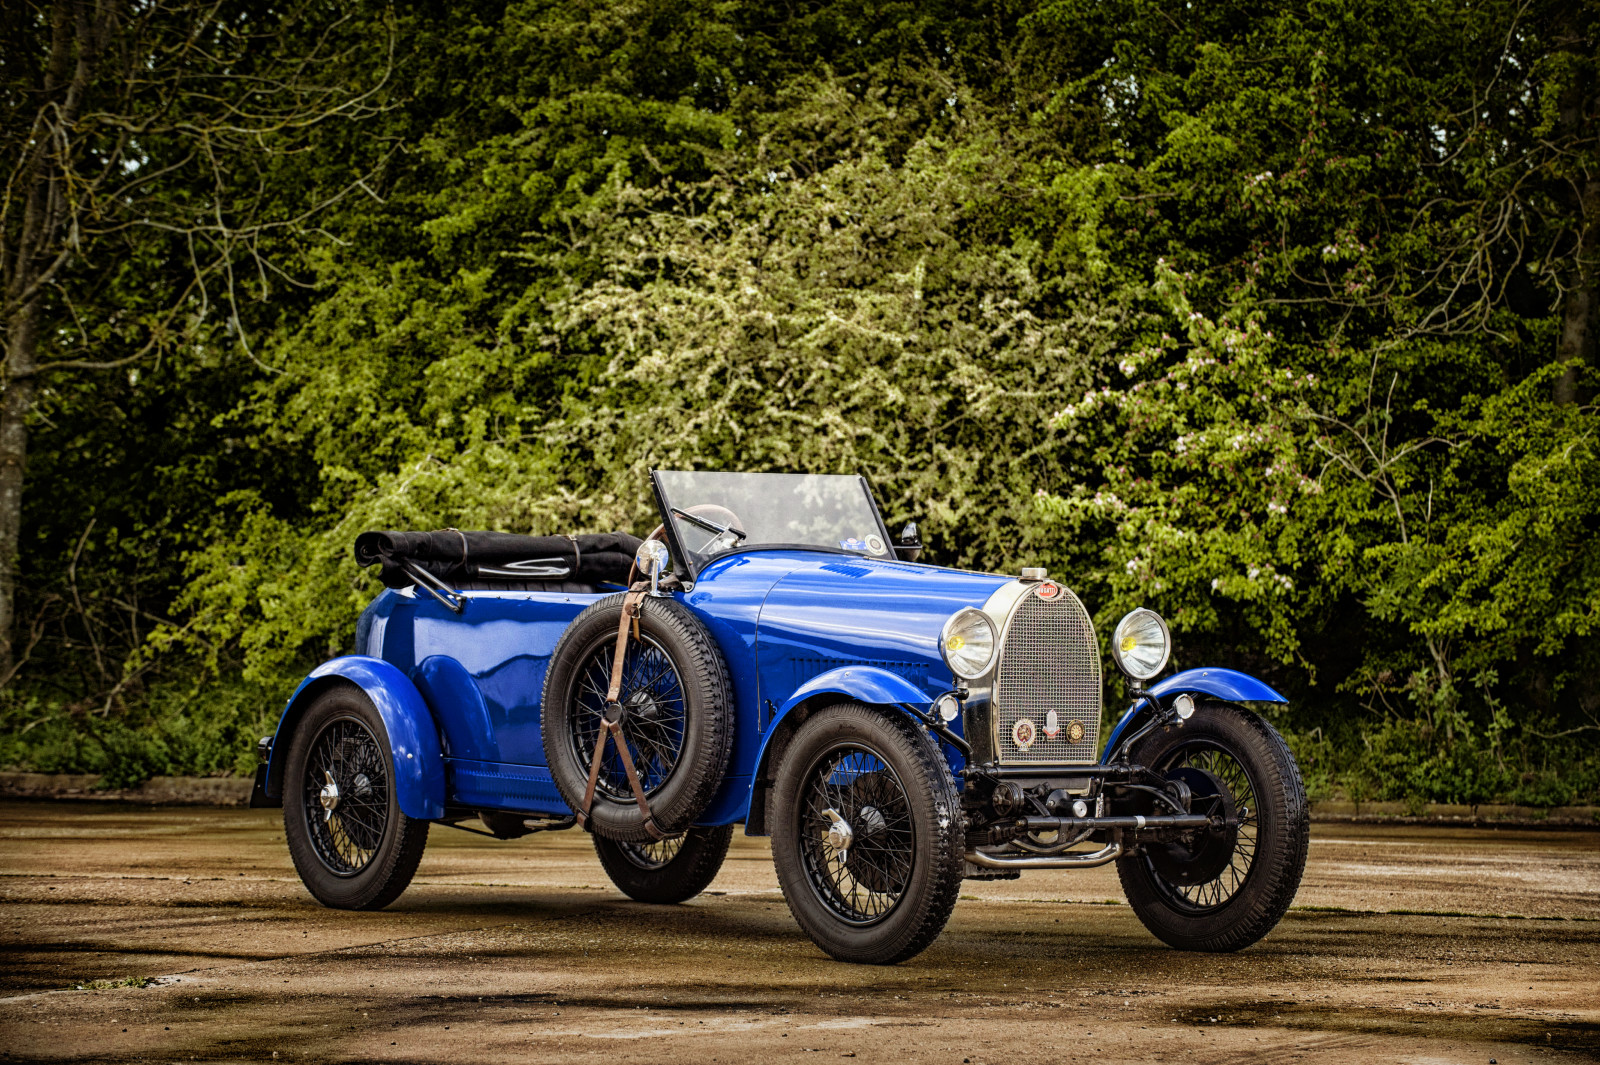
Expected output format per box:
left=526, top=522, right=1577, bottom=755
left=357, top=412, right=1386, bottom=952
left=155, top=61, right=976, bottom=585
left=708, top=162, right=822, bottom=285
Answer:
left=744, top=665, right=934, bottom=834
left=265, top=656, right=447, bottom=819
left=1101, top=667, right=1287, bottom=762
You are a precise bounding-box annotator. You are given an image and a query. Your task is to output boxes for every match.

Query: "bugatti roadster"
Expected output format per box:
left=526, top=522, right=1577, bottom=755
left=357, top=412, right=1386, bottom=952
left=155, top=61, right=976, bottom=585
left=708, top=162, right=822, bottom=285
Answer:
left=252, top=470, right=1308, bottom=964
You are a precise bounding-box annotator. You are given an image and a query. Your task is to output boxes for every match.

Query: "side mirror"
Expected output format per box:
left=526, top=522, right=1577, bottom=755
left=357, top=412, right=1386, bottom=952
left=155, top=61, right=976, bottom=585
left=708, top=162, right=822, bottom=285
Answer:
left=893, top=521, right=923, bottom=562
left=634, top=539, right=672, bottom=595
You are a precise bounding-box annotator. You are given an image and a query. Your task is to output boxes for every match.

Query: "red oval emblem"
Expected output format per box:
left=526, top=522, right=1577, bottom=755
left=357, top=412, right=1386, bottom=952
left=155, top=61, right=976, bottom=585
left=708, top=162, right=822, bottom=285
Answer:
left=1036, top=581, right=1060, bottom=600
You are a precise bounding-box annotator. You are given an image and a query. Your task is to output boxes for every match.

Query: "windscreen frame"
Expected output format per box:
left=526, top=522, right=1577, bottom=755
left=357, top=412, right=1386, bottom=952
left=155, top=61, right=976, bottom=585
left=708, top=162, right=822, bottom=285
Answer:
left=648, top=469, right=895, bottom=581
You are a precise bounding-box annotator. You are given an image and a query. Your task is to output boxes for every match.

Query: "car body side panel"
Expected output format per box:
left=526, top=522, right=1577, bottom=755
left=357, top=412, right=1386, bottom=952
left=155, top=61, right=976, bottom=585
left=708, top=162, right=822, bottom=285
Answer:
left=357, top=556, right=802, bottom=823
left=408, top=592, right=602, bottom=765
left=411, top=655, right=496, bottom=762
left=267, top=655, right=447, bottom=820
left=446, top=758, right=566, bottom=813
left=679, top=552, right=810, bottom=819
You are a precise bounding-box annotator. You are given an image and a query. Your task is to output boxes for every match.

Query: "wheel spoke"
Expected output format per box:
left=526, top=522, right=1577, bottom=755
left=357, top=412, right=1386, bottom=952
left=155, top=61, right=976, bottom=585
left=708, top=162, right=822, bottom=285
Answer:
left=798, top=744, right=915, bottom=926
left=1149, top=740, right=1262, bottom=914
left=302, top=716, right=389, bottom=876
left=570, top=631, right=687, bottom=801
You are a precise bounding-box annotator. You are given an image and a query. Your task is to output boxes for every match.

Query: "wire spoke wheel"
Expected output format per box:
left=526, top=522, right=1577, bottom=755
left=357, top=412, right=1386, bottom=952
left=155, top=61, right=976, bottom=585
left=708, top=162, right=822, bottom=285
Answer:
left=570, top=633, right=689, bottom=800
left=592, top=825, right=734, bottom=904
left=771, top=704, right=965, bottom=964
left=301, top=716, right=390, bottom=877
left=617, top=835, right=686, bottom=870
left=799, top=744, right=916, bottom=926
left=544, top=593, right=733, bottom=845
left=1143, top=741, right=1259, bottom=913
left=282, top=687, right=429, bottom=911
left=1115, top=702, right=1308, bottom=953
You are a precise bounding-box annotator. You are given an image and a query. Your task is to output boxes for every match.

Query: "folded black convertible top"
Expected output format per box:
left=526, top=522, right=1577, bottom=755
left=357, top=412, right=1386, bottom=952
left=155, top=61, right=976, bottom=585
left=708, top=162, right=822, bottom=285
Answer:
left=355, top=530, right=643, bottom=589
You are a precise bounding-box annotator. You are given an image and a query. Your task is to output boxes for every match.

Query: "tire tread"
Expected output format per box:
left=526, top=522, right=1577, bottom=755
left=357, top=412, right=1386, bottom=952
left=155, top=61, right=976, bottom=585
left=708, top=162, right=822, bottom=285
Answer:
left=542, top=593, right=735, bottom=842
left=593, top=824, right=734, bottom=904
left=771, top=703, right=964, bottom=965
left=1116, top=702, right=1308, bottom=952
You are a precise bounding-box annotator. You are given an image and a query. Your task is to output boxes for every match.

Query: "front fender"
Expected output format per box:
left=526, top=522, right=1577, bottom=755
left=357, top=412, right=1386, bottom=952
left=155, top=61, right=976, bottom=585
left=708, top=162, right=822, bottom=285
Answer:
left=745, top=665, right=936, bottom=828
left=265, top=656, right=447, bottom=820
left=1101, top=667, right=1287, bottom=762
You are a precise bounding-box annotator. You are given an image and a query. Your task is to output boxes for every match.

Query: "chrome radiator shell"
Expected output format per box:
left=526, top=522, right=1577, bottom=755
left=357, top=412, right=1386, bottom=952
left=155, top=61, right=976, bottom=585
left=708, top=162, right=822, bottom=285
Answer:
left=979, top=581, right=1103, bottom=765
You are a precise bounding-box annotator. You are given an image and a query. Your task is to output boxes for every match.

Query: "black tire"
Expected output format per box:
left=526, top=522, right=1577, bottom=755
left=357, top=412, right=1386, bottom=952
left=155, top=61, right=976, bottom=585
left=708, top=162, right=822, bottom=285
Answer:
left=593, top=824, right=735, bottom=903
left=542, top=593, right=734, bottom=843
left=283, top=685, right=429, bottom=910
left=770, top=703, right=965, bottom=965
left=1116, top=701, right=1309, bottom=952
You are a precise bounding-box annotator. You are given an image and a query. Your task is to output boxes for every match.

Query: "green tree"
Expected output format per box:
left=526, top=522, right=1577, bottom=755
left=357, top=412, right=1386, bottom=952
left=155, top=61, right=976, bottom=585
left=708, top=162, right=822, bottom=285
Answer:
left=0, top=0, right=392, bottom=681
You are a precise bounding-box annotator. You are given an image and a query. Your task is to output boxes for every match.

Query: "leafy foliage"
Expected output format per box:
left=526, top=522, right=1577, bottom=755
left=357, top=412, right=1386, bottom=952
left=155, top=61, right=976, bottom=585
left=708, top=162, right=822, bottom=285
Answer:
left=3, top=0, right=1596, bottom=803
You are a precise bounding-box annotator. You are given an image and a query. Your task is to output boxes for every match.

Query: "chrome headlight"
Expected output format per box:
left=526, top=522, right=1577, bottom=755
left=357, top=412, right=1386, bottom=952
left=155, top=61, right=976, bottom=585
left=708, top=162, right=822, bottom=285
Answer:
left=940, top=607, right=997, bottom=681
left=1111, top=607, right=1171, bottom=682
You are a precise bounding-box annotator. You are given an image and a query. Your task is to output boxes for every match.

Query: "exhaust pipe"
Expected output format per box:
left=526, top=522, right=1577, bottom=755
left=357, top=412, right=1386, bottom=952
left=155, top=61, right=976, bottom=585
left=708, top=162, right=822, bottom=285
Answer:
left=964, top=840, right=1122, bottom=870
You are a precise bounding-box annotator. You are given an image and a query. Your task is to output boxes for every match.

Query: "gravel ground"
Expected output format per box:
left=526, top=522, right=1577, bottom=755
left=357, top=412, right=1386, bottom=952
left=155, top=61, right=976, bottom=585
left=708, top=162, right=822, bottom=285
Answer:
left=0, top=801, right=1596, bottom=1064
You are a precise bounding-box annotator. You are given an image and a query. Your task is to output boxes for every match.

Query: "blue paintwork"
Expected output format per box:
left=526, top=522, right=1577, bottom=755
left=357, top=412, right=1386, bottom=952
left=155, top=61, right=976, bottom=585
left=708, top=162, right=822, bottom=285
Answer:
left=276, top=530, right=1289, bottom=831
left=388, top=589, right=601, bottom=765
left=743, top=663, right=941, bottom=825
left=777, top=664, right=935, bottom=719
left=267, top=655, right=447, bottom=820
left=1147, top=667, right=1287, bottom=705
left=1100, top=667, right=1289, bottom=761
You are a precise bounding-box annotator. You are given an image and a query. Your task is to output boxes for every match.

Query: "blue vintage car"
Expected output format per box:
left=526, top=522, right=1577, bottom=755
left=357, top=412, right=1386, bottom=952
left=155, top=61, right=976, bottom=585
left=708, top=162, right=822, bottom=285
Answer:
left=254, top=470, right=1308, bottom=964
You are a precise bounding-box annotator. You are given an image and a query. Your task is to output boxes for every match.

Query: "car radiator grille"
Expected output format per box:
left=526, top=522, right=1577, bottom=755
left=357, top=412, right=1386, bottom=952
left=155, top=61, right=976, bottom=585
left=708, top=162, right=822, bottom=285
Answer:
left=992, top=589, right=1102, bottom=764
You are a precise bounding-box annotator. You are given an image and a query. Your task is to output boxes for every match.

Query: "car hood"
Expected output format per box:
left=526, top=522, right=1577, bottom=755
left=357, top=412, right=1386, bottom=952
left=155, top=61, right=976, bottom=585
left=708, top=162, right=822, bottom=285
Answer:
left=752, top=552, right=1012, bottom=692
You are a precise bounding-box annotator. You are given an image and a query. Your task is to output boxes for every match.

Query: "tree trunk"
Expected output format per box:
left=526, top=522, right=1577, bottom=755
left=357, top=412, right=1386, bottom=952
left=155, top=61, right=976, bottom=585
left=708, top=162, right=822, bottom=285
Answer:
left=0, top=1, right=78, bottom=678
left=1553, top=15, right=1597, bottom=407
left=0, top=301, right=38, bottom=678
left=1555, top=172, right=1597, bottom=407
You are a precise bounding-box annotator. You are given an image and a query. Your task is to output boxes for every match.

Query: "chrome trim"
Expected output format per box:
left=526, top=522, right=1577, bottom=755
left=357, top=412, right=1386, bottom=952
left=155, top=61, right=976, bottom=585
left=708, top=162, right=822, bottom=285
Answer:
left=939, top=607, right=997, bottom=681
left=1110, top=606, right=1171, bottom=682
left=984, top=581, right=1103, bottom=765
left=822, top=807, right=853, bottom=861
left=964, top=841, right=1122, bottom=869
left=319, top=771, right=340, bottom=821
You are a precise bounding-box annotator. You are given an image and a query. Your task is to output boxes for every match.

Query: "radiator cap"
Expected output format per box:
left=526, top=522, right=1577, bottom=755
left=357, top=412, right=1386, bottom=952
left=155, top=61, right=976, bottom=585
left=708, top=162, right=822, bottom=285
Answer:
left=1019, top=567, right=1047, bottom=582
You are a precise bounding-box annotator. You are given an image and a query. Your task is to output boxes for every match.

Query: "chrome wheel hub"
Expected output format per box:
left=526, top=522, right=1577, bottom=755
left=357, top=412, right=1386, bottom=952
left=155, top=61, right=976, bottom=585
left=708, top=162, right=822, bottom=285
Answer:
left=319, top=771, right=340, bottom=821
left=822, top=807, right=854, bottom=859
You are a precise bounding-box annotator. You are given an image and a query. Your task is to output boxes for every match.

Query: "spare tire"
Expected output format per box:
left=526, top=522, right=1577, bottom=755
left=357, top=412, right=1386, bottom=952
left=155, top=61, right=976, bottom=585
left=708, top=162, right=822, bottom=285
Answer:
left=541, top=593, right=733, bottom=843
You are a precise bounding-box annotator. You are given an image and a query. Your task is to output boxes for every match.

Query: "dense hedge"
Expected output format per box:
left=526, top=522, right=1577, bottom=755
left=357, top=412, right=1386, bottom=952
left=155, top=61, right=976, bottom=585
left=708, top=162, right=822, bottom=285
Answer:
left=4, top=0, right=1596, bottom=804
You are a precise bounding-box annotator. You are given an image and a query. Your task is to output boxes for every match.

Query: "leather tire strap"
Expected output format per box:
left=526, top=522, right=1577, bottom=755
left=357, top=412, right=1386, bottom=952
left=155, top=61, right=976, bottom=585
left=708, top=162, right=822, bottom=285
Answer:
left=606, top=590, right=646, bottom=705
left=577, top=587, right=665, bottom=839
left=575, top=719, right=609, bottom=830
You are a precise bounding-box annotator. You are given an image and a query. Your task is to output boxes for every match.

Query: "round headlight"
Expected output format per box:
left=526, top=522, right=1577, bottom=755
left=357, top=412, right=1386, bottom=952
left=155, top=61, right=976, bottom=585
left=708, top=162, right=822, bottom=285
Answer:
left=1111, top=607, right=1171, bottom=682
left=940, top=608, right=996, bottom=681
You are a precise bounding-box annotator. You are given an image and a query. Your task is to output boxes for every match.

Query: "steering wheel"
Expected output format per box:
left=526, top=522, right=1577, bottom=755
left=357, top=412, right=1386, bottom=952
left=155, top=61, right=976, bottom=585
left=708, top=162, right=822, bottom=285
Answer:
left=670, top=504, right=745, bottom=555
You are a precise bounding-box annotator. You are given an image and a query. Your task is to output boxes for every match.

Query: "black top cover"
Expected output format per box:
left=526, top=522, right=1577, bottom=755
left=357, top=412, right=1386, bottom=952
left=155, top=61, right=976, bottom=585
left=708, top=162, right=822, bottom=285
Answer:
left=355, top=530, right=643, bottom=589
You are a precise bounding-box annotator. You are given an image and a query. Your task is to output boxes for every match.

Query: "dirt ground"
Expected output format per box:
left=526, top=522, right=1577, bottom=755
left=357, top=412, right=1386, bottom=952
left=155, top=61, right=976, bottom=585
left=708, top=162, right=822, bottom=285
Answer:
left=0, top=802, right=1595, bottom=1064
